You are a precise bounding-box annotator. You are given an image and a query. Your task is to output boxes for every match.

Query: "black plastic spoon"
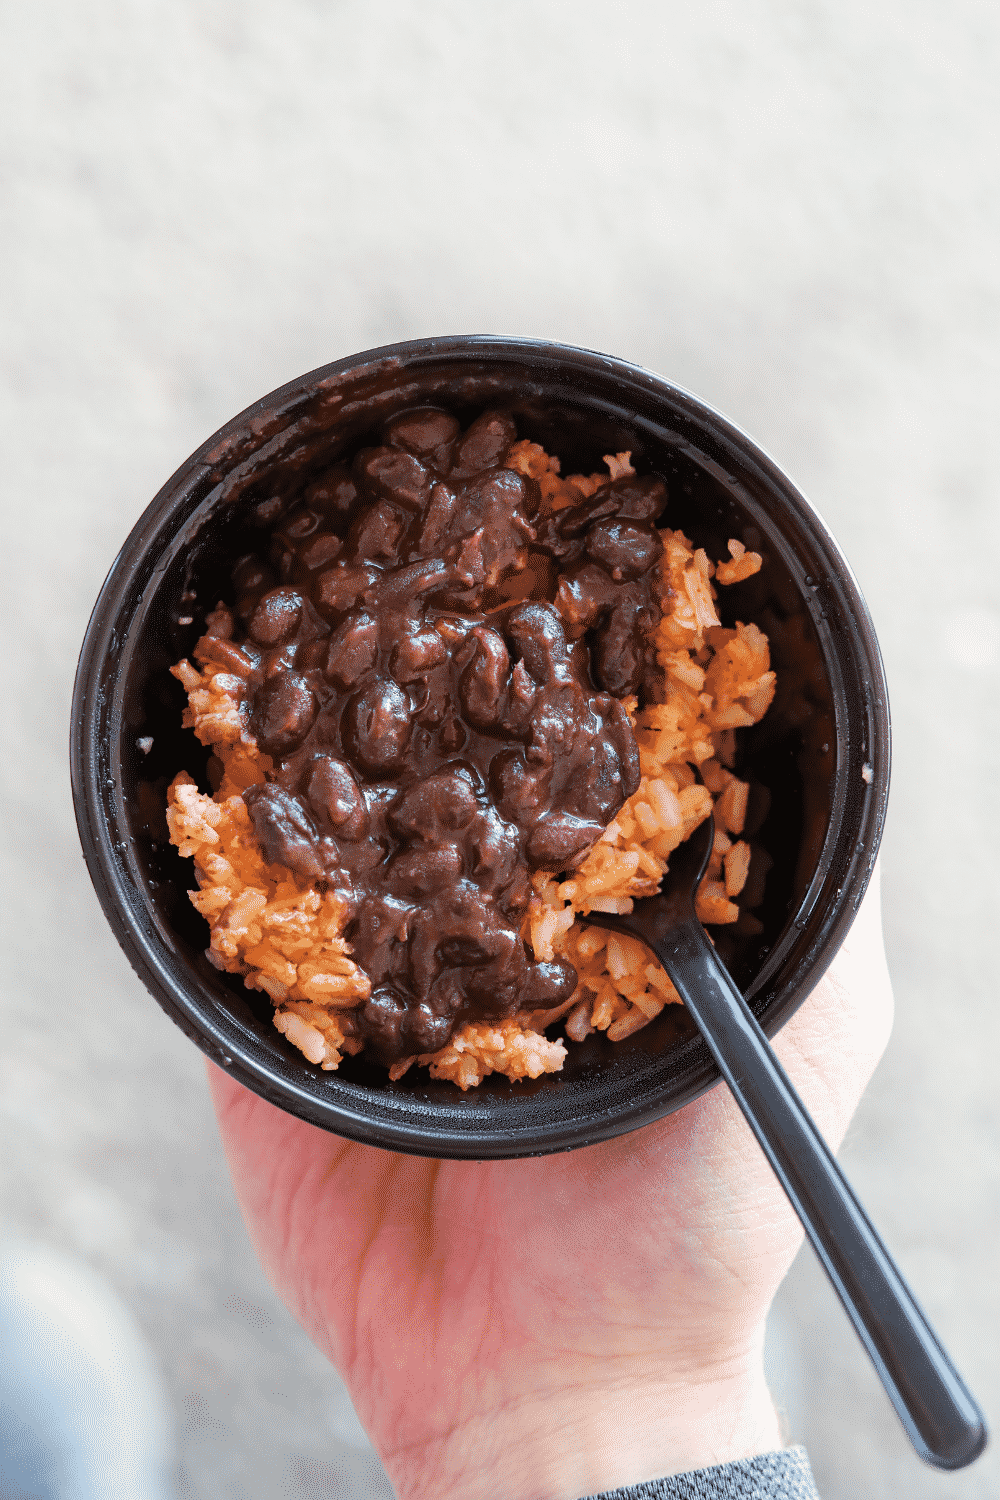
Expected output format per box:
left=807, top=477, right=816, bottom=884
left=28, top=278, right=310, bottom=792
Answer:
left=583, top=816, right=987, bottom=1470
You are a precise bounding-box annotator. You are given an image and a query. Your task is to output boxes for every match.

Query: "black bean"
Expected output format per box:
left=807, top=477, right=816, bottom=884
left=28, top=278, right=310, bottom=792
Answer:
left=242, top=784, right=324, bottom=880
left=585, top=519, right=663, bottom=581
left=325, top=612, right=379, bottom=690
left=554, top=492, right=620, bottom=540
left=520, top=958, right=578, bottom=1012
left=489, top=749, right=549, bottom=825
left=550, top=476, right=666, bottom=545
left=564, top=736, right=627, bottom=825
left=299, top=533, right=342, bottom=572
left=450, top=411, right=517, bottom=475
left=352, top=447, right=430, bottom=511
left=390, top=629, right=447, bottom=683
left=553, top=564, right=615, bottom=631
left=525, top=812, right=603, bottom=870
left=470, top=807, right=520, bottom=890
left=251, top=671, right=317, bottom=756
left=315, top=563, right=380, bottom=620
left=453, top=917, right=527, bottom=1010
left=459, top=626, right=510, bottom=728
left=591, top=598, right=645, bottom=698
left=347, top=499, right=407, bottom=563
left=362, top=986, right=407, bottom=1061
left=402, top=1004, right=452, bottom=1054
left=384, top=407, right=460, bottom=461
left=295, top=639, right=328, bottom=671
left=504, top=602, right=569, bottom=683
left=306, top=756, right=370, bottom=840
left=391, top=771, right=480, bottom=839
left=342, top=678, right=413, bottom=774
left=438, top=929, right=496, bottom=967
left=365, top=557, right=449, bottom=614
left=445, top=470, right=537, bottom=582
left=248, top=588, right=304, bottom=646
left=606, top=474, right=667, bottom=520
left=389, top=844, right=464, bottom=898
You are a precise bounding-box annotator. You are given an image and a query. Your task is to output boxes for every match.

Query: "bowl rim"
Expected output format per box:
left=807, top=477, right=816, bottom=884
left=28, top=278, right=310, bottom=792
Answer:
left=70, top=334, right=891, bottom=1157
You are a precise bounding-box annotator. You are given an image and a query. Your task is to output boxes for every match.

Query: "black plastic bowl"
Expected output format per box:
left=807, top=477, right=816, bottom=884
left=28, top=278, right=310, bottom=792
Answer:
left=70, top=336, right=890, bottom=1158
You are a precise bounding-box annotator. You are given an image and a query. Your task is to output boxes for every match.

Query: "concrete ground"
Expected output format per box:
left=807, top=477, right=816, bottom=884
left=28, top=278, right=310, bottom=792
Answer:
left=3, top=2, right=998, bottom=1496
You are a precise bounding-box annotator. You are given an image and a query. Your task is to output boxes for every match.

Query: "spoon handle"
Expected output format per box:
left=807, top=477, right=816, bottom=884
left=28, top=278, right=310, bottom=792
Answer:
left=657, top=917, right=987, bottom=1471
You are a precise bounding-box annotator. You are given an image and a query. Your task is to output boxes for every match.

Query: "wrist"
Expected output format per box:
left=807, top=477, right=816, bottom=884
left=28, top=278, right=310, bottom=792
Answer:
left=381, top=1353, right=782, bottom=1500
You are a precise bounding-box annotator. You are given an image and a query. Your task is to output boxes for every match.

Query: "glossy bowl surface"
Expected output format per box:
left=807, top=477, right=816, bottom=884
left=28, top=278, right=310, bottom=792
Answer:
left=71, top=336, right=890, bottom=1158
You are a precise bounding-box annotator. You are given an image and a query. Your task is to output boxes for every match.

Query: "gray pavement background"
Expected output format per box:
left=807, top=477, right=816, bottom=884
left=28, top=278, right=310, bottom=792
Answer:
left=2, top=2, right=998, bottom=1496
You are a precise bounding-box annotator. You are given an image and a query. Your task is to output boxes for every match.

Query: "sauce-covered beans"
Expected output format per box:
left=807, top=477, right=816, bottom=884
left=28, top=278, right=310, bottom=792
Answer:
left=205, top=408, right=667, bottom=1062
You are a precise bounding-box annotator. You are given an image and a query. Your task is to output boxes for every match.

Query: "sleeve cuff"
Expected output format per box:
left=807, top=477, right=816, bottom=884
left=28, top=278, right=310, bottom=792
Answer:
left=578, top=1445, right=821, bottom=1499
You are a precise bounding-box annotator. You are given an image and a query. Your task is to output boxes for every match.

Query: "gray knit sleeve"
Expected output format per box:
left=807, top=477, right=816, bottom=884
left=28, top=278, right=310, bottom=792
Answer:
left=578, top=1446, right=820, bottom=1499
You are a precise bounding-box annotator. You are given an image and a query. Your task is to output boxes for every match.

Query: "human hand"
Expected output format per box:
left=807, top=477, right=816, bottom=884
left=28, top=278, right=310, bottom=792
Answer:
left=209, top=871, right=893, bottom=1500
